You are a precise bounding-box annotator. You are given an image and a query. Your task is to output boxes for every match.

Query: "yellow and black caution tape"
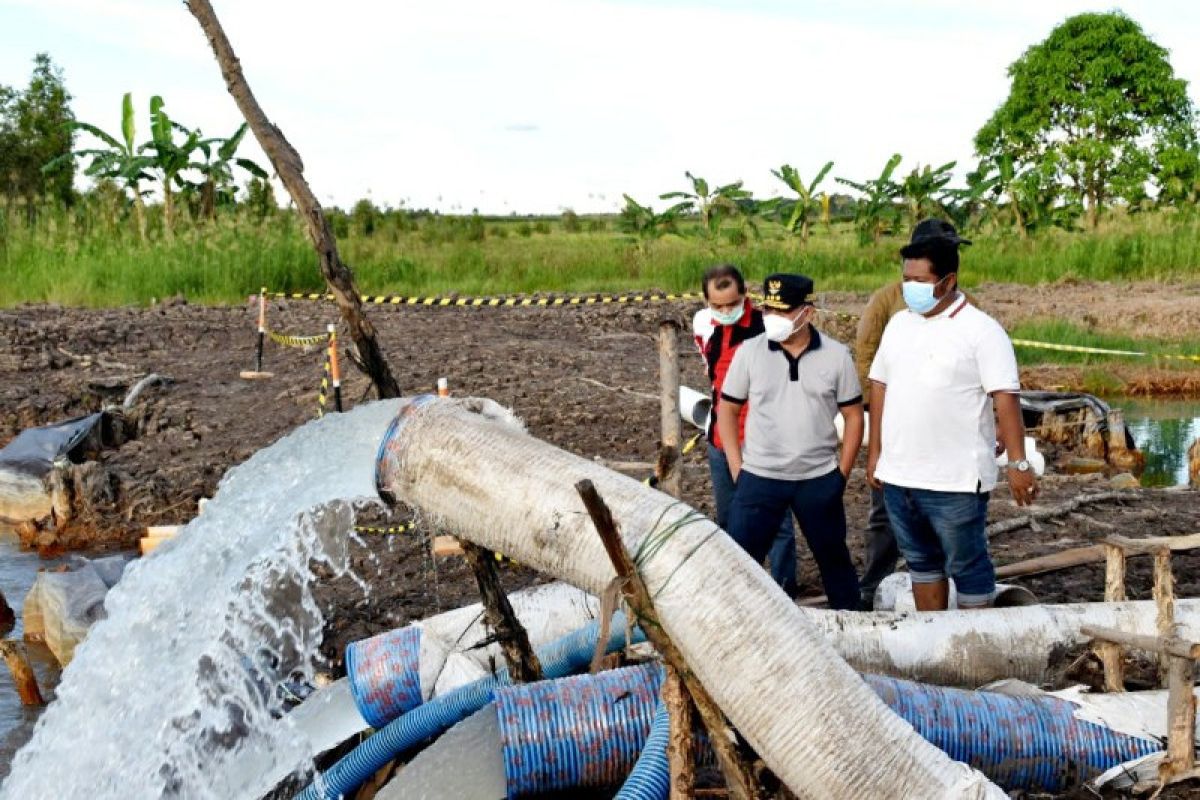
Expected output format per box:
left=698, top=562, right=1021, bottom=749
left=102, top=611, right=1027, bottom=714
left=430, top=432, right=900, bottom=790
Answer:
left=1012, top=338, right=1200, bottom=363
left=272, top=289, right=705, bottom=307
left=267, top=328, right=329, bottom=349
left=316, top=344, right=332, bottom=418
left=354, top=522, right=416, bottom=535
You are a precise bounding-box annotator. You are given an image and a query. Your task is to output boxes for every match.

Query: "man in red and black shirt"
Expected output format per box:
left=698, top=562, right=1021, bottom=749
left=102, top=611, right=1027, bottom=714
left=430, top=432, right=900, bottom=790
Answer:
left=693, top=264, right=798, bottom=596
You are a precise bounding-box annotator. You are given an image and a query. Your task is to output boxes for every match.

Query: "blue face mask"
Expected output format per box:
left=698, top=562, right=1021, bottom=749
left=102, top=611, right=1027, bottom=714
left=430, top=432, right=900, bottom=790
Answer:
left=711, top=304, right=745, bottom=326
left=901, top=277, right=945, bottom=314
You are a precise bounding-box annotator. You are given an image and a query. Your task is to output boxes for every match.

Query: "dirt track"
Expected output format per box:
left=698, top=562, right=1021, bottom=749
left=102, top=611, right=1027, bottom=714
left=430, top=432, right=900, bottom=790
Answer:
left=3, top=283, right=1198, bottom=651
left=2, top=283, right=1200, bottom=795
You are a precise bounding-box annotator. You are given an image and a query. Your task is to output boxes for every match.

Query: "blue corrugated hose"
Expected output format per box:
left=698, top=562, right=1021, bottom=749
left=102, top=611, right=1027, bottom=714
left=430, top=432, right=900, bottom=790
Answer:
left=615, top=700, right=671, bottom=800
left=863, top=674, right=1162, bottom=792
left=299, top=614, right=644, bottom=800
left=344, top=625, right=423, bottom=728
left=495, top=662, right=664, bottom=795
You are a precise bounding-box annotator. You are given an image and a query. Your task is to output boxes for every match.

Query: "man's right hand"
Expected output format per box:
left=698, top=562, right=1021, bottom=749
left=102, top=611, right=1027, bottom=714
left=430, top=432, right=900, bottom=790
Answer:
left=866, top=453, right=882, bottom=490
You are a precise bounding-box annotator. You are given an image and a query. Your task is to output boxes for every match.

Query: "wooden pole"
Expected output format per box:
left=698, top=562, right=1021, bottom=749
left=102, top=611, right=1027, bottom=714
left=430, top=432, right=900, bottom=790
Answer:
left=1189, top=437, right=1200, bottom=488
left=0, top=640, right=44, bottom=706
left=1100, top=543, right=1126, bottom=692
left=184, top=0, right=401, bottom=399
left=575, top=479, right=762, bottom=800
left=655, top=320, right=694, bottom=799
left=1164, top=654, right=1196, bottom=779
left=1154, top=547, right=1176, bottom=689
left=461, top=542, right=542, bottom=683
left=993, top=532, right=1200, bottom=580
left=657, top=321, right=682, bottom=499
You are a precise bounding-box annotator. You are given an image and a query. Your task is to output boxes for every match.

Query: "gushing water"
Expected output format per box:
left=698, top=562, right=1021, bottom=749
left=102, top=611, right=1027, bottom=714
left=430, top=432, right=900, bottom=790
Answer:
left=2, top=400, right=403, bottom=799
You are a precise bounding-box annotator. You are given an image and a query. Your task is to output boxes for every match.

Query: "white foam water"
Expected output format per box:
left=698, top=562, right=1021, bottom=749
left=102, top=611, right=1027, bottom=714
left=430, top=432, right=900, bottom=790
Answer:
left=1, top=400, right=403, bottom=799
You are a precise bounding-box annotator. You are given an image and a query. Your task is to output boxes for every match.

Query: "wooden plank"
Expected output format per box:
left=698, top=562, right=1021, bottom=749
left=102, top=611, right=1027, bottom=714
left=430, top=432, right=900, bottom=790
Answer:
left=994, top=533, right=1200, bottom=579
left=431, top=535, right=464, bottom=558
left=1081, top=626, right=1200, bottom=659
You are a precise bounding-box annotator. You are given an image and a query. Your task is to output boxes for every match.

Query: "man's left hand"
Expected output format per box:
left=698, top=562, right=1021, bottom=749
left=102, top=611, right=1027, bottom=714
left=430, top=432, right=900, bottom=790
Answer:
left=1008, top=468, right=1038, bottom=506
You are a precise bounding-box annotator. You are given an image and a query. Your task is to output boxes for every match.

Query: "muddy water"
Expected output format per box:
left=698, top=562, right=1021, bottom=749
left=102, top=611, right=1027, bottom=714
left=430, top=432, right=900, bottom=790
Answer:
left=1119, top=399, right=1200, bottom=487
left=0, top=526, right=63, bottom=781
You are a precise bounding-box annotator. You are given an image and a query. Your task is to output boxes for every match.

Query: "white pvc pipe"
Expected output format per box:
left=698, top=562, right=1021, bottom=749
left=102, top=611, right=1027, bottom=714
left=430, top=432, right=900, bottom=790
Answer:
left=678, top=385, right=711, bottom=432
left=801, top=599, right=1200, bottom=688
left=873, top=573, right=1038, bottom=613
left=375, top=397, right=1001, bottom=799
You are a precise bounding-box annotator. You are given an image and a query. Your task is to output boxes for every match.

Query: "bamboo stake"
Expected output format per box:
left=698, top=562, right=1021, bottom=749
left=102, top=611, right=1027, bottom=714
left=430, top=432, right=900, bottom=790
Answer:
left=993, top=532, right=1200, bottom=580
left=575, top=479, right=762, bottom=800
left=1099, top=543, right=1126, bottom=692
left=0, top=640, right=44, bottom=706
left=1164, top=655, right=1196, bottom=780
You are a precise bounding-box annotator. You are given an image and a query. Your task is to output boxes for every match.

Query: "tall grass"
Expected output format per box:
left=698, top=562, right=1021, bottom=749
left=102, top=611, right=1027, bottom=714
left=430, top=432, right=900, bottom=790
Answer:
left=2, top=206, right=1200, bottom=307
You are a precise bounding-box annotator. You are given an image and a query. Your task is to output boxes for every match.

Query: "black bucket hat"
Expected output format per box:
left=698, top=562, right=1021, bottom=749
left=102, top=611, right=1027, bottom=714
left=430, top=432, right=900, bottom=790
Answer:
left=900, top=218, right=972, bottom=258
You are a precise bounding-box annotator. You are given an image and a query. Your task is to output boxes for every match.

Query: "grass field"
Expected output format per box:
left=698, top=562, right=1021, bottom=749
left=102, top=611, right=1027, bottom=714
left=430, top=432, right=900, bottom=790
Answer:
left=3, top=206, right=1200, bottom=308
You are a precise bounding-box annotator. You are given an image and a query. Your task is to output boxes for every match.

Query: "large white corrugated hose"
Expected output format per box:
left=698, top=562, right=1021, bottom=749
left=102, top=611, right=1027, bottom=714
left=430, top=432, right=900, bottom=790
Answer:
left=375, top=397, right=1004, bottom=799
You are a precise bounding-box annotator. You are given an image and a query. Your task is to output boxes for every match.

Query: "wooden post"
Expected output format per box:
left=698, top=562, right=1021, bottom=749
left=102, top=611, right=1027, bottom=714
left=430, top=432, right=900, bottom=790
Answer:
left=1081, top=408, right=1106, bottom=458
left=1100, top=542, right=1126, bottom=692
left=656, top=320, right=694, bottom=799
left=657, top=321, right=682, bottom=499
left=1154, top=547, right=1176, bottom=688
left=0, top=640, right=44, bottom=706
left=1189, top=437, right=1200, bottom=488
left=1165, top=654, right=1196, bottom=780
left=185, top=0, right=402, bottom=399
left=575, top=479, right=762, bottom=800
left=460, top=542, right=542, bottom=683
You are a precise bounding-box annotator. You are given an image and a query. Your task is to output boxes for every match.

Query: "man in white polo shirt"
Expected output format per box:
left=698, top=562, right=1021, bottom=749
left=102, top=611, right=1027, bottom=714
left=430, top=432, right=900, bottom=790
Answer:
left=866, top=219, right=1038, bottom=611
left=718, top=273, right=865, bottom=610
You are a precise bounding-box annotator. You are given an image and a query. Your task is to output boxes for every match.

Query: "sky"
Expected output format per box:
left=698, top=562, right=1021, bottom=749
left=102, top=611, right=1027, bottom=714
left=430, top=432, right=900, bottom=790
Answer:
left=2, top=0, right=1199, bottom=214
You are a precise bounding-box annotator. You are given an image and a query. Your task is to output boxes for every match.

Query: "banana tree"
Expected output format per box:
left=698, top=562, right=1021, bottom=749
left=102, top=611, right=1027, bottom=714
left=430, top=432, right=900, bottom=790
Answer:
left=139, top=96, right=202, bottom=238
left=898, top=161, right=956, bottom=227
left=618, top=194, right=688, bottom=253
left=187, top=122, right=268, bottom=220
left=660, top=171, right=751, bottom=240
left=44, top=92, right=155, bottom=240
left=836, top=153, right=903, bottom=245
left=769, top=161, right=833, bottom=244
left=939, top=161, right=999, bottom=234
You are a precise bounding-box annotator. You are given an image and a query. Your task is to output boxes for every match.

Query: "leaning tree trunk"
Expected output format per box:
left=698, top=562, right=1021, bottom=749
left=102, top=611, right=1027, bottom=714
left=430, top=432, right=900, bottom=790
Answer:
left=184, top=0, right=401, bottom=398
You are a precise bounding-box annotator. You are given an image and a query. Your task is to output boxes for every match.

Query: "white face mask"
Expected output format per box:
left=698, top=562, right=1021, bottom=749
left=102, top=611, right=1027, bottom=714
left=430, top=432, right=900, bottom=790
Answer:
left=764, top=310, right=805, bottom=342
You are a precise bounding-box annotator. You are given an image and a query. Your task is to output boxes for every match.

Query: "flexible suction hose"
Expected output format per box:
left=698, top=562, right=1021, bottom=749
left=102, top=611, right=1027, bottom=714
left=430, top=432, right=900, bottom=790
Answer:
left=615, top=701, right=671, bottom=800
left=300, top=614, right=642, bottom=800
left=374, top=396, right=1002, bottom=799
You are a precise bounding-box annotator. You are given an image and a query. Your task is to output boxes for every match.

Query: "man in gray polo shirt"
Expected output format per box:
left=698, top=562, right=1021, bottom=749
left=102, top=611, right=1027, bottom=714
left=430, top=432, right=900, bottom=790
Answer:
left=717, top=273, right=865, bottom=610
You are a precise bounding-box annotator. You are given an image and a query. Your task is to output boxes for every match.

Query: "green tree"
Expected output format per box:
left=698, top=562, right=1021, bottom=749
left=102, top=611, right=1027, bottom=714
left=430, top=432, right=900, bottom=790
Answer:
left=836, top=153, right=903, bottom=245
left=660, top=171, right=751, bottom=240
left=188, top=122, right=267, bottom=220
left=47, top=92, right=155, bottom=240
left=243, top=176, right=277, bottom=221
left=768, top=161, right=833, bottom=245
left=0, top=54, right=75, bottom=218
left=975, top=12, right=1196, bottom=230
left=618, top=194, right=687, bottom=253
left=898, top=161, right=955, bottom=228
left=140, top=95, right=202, bottom=238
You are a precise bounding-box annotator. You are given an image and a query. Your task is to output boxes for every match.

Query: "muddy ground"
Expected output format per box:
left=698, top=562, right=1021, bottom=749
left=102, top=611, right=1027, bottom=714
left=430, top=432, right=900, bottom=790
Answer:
left=2, top=281, right=1199, bottom=796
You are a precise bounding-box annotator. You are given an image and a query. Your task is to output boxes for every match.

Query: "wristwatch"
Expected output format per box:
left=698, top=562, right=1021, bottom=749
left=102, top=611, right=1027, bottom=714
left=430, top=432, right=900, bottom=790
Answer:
left=1006, top=459, right=1031, bottom=473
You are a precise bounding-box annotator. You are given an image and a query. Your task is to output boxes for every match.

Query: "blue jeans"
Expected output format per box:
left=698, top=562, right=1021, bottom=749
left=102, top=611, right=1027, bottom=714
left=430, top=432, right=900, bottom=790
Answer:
left=708, top=444, right=797, bottom=596
left=882, top=484, right=995, bottom=606
left=726, top=466, right=860, bottom=610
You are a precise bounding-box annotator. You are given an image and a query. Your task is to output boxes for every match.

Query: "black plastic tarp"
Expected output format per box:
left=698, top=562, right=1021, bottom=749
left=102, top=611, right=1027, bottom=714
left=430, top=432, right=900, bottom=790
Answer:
left=0, top=413, right=105, bottom=477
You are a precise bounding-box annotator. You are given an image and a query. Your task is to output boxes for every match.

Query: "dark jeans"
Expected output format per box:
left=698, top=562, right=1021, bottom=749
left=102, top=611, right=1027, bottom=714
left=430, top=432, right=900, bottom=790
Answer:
left=882, top=484, right=995, bottom=606
left=726, top=467, right=860, bottom=610
left=859, top=485, right=899, bottom=608
left=708, top=444, right=797, bottom=596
